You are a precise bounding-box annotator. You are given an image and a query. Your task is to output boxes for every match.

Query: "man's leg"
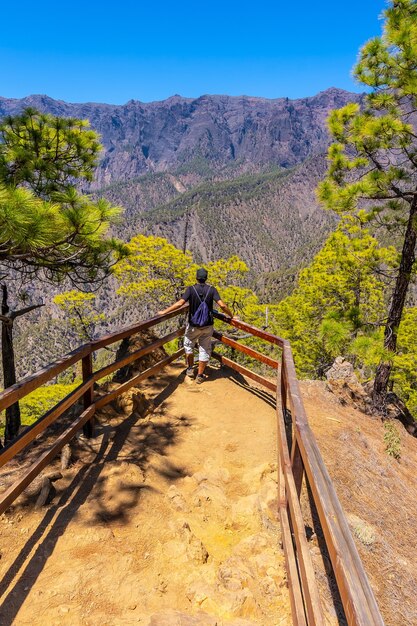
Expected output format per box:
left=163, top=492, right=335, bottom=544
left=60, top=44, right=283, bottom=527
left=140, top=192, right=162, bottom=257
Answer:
left=184, top=325, right=197, bottom=377
left=187, top=353, right=195, bottom=375
left=196, top=326, right=213, bottom=383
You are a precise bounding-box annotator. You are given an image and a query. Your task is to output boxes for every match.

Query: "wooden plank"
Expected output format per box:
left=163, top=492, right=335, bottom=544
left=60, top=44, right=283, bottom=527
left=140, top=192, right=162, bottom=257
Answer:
left=0, top=379, right=93, bottom=468
left=282, top=344, right=385, bottom=626
left=276, top=401, right=325, bottom=626
left=95, top=349, right=185, bottom=410
left=0, top=405, right=95, bottom=516
left=93, top=327, right=185, bottom=382
left=213, top=330, right=279, bottom=369
left=279, top=457, right=308, bottom=626
left=271, top=364, right=307, bottom=625
left=91, top=306, right=188, bottom=351
left=211, top=352, right=277, bottom=392
left=213, top=311, right=285, bottom=346
left=0, top=344, right=90, bottom=413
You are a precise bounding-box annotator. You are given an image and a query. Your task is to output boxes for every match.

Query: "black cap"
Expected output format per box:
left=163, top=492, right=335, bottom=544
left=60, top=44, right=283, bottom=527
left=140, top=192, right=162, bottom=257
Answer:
left=196, top=268, right=208, bottom=281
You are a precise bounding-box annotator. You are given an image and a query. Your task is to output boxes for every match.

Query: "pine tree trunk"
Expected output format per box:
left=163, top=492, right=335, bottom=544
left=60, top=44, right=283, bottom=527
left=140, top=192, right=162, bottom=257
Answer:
left=372, top=198, right=417, bottom=410
left=1, top=285, right=21, bottom=444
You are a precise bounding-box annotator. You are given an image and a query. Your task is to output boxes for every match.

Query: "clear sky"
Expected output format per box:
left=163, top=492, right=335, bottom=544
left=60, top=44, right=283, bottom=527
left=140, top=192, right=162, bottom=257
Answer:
left=1, top=0, right=385, bottom=105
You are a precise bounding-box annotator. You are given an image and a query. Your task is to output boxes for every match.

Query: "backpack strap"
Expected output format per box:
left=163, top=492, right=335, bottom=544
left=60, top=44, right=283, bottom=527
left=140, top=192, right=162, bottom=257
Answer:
left=193, top=285, right=212, bottom=303
left=202, top=285, right=212, bottom=302
left=192, top=286, right=202, bottom=303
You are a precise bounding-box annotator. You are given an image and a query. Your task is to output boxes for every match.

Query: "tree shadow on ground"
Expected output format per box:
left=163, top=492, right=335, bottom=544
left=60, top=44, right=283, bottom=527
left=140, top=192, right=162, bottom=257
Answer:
left=210, top=364, right=277, bottom=409
left=0, top=368, right=193, bottom=626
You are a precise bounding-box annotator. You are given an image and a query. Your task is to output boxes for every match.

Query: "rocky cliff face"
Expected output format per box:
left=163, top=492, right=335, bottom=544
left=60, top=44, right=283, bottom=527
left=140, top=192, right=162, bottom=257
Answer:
left=0, top=88, right=361, bottom=187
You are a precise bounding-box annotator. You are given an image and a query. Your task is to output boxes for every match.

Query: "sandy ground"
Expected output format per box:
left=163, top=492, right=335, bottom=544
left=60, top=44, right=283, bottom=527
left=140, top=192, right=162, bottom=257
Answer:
left=1, top=364, right=416, bottom=626
left=0, top=364, right=292, bottom=626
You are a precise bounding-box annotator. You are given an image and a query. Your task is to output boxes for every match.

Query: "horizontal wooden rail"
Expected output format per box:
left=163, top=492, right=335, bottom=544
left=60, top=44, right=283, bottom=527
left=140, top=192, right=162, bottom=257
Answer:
left=91, top=306, right=188, bottom=351
left=93, top=327, right=185, bottom=383
left=213, top=330, right=279, bottom=369
left=0, top=306, right=188, bottom=414
left=95, top=349, right=184, bottom=410
left=0, top=406, right=95, bottom=516
left=0, top=345, right=90, bottom=413
left=0, top=379, right=93, bottom=468
left=213, top=311, right=284, bottom=346
left=212, top=351, right=276, bottom=392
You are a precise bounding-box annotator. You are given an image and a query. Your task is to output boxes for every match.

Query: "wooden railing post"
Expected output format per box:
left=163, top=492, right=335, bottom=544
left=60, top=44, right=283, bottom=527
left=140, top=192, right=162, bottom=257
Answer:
left=82, top=350, right=94, bottom=438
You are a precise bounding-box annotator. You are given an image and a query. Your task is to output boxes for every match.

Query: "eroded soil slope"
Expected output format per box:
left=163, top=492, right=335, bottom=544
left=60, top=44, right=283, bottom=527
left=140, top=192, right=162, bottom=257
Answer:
left=300, top=380, right=417, bottom=626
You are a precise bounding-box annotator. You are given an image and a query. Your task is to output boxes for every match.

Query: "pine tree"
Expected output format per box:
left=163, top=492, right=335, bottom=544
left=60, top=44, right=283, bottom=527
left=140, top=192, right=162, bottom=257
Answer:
left=318, top=0, right=417, bottom=410
left=270, top=219, right=396, bottom=377
left=0, top=109, right=126, bottom=443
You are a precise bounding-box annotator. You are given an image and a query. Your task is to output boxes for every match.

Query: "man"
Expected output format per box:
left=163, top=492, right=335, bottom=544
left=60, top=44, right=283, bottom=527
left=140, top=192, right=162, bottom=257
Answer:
left=158, top=268, right=235, bottom=384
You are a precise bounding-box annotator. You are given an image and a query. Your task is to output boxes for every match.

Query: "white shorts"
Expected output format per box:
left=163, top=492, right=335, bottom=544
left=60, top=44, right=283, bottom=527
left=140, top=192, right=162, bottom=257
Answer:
left=184, top=324, right=214, bottom=362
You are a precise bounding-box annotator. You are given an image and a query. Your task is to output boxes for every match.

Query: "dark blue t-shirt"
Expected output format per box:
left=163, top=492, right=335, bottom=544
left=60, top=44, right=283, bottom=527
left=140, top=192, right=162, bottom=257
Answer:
left=182, top=283, right=221, bottom=325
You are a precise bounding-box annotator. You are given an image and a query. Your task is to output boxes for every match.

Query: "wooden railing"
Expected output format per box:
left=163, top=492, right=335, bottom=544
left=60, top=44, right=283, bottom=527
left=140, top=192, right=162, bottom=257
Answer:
left=0, top=306, right=384, bottom=626
left=213, top=312, right=384, bottom=626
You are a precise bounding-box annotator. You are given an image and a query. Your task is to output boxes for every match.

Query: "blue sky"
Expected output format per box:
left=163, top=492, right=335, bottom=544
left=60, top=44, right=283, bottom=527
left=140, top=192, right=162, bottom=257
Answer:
left=1, top=0, right=385, bottom=104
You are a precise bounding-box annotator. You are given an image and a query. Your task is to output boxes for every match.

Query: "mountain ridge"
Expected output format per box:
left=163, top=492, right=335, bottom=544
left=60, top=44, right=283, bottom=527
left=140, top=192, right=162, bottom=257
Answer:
left=0, top=86, right=360, bottom=108
left=0, top=88, right=362, bottom=187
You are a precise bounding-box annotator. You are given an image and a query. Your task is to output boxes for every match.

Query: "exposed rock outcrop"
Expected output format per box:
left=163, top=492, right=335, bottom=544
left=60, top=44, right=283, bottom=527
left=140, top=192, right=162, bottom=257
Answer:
left=325, top=357, right=372, bottom=413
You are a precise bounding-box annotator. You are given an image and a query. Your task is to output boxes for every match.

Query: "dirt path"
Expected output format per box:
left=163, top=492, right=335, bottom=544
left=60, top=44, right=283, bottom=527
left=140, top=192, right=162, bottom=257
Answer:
left=0, top=364, right=292, bottom=626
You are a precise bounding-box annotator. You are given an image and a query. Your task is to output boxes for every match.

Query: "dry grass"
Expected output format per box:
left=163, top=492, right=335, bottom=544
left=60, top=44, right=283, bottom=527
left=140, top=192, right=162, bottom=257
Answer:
left=300, top=380, right=417, bottom=626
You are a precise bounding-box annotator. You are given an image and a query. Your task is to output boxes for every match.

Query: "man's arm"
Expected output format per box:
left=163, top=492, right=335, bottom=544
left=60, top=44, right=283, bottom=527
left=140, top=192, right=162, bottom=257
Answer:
left=216, top=299, right=235, bottom=318
left=157, top=298, right=186, bottom=316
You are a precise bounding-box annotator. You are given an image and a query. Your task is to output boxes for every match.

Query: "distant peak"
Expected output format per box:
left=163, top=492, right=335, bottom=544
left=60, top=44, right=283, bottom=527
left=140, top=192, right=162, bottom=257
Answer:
left=318, top=87, right=356, bottom=96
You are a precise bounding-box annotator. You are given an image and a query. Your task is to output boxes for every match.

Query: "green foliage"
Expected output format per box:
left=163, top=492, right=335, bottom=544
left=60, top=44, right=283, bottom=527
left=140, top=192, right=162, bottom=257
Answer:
left=392, top=307, right=417, bottom=414
left=317, top=0, right=417, bottom=402
left=0, top=108, right=127, bottom=285
left=383, top=420, right=401, bottom=460
left=115, top=235, right=253, bottom=313
left=54, top=290, right=105, bottom=341
left=0, top=183, right=126, bottom=283
left=0, top=108, right=101, bottom=198
left=0, top=383, right=78, bottom=436
left=205, top=256, right=249, bottom=290
left=114, top=234, right=280, bottom=369
left=115, top=235, right=197, bottom=306
left=0, top=108, right=127, bottom=442
left=269, top=219, right=396, bottom=376
left=319, top=315, right=352, bottom=356
left=268, top=213, right=416, bottom=419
